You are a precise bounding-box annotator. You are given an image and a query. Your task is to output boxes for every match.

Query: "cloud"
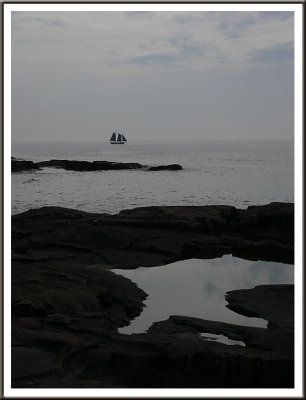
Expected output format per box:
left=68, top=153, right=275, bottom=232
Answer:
left=218, top=13, right=256, bottom=38
left=168, top=36, right=210, bottom=58
left=10, top=10, right=294, bottom=141
left=173, top=13, right=204, bottom=25
left=128, top=52, right=178, bottom=67
left=125, top=11, right=153, bottom=20
left=12, top=12, right=66, bottom=31
left=257, top=11, right=293, bottom=22
left=11, top=11, right=294, bottom=78
left=249, top=42, right=294, bottom=65
left=203, top=282, right=217, bottom=295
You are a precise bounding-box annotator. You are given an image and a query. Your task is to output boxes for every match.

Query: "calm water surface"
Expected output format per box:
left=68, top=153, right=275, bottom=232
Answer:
left=12, top=139, right=293, bottom=215
left=113, top=255, right=294, bottom=334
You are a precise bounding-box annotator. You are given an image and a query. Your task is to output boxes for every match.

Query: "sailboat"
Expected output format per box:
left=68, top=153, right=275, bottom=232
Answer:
left=110, top=132, right=127, bottom=144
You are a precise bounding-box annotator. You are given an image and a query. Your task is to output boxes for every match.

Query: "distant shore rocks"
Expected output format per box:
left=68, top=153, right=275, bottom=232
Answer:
left=11, top=158, right=40, bottom=173
left=36, top=159, right=143, bottom=171
left=12, top=158, right=183, bottom=172
left=148, top=164, right=183, bottom=171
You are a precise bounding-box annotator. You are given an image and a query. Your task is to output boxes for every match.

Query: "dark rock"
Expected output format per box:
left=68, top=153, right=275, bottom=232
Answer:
left=12, top=160, right=40, bottom=173
left=11, top=203, right=294, bottom=388
left=12, top=203, right=293, bottom=268
left=36, top=159, right=143, bottom=171
left=12, top=347, right=59, bottom=381
left=36, top=159, right=70, bottom=168
left=61, top=281, right=294, bottom=388
left=92, top=161, right=143, bottom=170
left=148, top=164, right=183, bottom=171
left=225, top=284, right=294, bottom=330
left=12, top=262, right=147, bottom=331
left=34, top=159, right=182, bottom=172
left=230, top=202, right=294, bottom=241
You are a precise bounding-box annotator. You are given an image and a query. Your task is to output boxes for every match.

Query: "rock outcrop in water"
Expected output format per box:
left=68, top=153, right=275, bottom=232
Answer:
left=36, top=159, right=143, bottom=171
left=148, top=164, right=183, bottom=171
left=12, top=158, right=183, bottom=172
left=11, top=202, right=294, bottom=388
left=11, top=158, right=40, bottom=172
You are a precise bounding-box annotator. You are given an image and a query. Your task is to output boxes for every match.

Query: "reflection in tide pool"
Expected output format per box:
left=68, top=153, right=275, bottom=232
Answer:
left=199, top=333, right=246, bottom=347
left=113, top=255, right=293, bottom=334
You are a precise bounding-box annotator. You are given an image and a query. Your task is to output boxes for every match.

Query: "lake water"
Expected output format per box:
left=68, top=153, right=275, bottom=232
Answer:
left=11, top=139, right=293, bottom=215
left=113, top=255, right=294, bottom=334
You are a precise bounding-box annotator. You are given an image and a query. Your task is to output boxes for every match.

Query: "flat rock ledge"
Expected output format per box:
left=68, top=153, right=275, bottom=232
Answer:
left=12, top=158, right=183, bottom=172
left=12, top=202, right=294, bottom=388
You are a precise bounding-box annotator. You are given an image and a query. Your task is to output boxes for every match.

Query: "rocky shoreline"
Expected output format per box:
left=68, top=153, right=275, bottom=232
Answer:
left=12, top=202, right=294, bottom=388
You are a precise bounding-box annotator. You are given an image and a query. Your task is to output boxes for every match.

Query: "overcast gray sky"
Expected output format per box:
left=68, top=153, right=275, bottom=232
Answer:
left=11, top=10, right=294, bottom=142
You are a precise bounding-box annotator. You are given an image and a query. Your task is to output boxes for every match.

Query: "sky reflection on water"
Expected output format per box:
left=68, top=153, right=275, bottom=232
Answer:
left=113, top=255, right=294, bottom=334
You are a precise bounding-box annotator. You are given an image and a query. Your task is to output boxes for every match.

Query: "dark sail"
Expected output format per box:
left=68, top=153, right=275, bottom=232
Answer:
left=110, top=131, right=127, bottom=143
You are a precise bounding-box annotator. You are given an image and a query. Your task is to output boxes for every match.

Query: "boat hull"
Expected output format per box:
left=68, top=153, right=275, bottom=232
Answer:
left=110, top=141, right=125, bottom=144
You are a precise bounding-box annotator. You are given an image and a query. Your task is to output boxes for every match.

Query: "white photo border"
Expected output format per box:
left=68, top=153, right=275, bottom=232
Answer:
left=3, top=2, right=304, bottom=398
